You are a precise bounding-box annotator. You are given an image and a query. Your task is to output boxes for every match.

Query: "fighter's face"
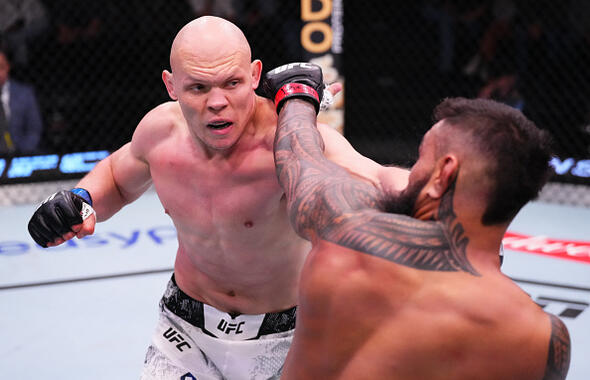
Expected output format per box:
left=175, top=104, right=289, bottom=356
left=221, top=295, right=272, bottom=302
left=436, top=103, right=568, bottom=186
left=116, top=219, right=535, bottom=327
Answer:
left=383, top=171, right=430, bottom=216
left=171, top=53, right=260, bottom=151
left=387, top=127, right=438, bottom=217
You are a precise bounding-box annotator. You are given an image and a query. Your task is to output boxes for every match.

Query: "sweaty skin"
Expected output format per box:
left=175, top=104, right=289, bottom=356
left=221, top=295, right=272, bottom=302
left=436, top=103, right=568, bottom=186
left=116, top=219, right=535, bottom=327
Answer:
left=274, top=100, right=570, bottom=379
left=49, top=16, right=407, bottom=315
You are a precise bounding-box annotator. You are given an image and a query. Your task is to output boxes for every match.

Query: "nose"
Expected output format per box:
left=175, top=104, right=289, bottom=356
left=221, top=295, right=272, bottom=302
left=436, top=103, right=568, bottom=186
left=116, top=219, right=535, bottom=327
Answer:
left=207, top=88, right=228, bottom=112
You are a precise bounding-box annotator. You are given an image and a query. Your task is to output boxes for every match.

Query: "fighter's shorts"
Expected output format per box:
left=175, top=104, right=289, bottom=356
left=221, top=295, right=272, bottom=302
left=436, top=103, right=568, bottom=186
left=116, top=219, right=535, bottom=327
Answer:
left=140, top=275, right=296, bottom=380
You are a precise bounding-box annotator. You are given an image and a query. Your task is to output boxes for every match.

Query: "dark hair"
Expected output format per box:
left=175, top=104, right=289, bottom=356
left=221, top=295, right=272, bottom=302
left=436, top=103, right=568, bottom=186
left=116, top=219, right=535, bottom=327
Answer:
left=433, top=97, right=553, bottom=225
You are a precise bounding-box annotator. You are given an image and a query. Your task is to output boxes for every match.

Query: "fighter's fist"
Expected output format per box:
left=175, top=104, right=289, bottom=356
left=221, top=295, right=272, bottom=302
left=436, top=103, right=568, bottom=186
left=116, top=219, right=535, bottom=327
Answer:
left=262, top=62, right=324, bottom=114
left=27, top=188, right=95, bottom=248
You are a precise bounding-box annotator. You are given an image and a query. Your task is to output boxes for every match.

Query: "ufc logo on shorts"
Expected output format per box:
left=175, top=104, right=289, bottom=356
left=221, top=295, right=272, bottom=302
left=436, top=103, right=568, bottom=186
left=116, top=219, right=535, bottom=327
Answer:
left=217, top=319, right=245, bottom=335
left=163, top=327, right=192, bottom=352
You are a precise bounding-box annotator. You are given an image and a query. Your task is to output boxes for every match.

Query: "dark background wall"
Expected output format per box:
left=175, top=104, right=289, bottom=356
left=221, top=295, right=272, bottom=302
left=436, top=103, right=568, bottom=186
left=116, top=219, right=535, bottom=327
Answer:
left=3, top=0, right=589, bottom=183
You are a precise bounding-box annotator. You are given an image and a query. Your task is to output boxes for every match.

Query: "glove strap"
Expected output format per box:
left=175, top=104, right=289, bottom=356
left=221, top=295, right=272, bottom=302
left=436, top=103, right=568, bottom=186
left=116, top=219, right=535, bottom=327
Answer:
left=274, top=83, right=320, bottom=113
left=71, top=187, right=93, bottom=206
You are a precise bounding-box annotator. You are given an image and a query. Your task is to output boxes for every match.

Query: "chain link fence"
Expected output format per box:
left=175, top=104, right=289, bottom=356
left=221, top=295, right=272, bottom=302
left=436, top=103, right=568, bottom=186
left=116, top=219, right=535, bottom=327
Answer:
left=345, top=1, right=590, bottom=164
left=2, top=0, right=302, bottom=156
left=4, top=179, right=590, bottom=209
left=1, top=1, right=589, bottom=206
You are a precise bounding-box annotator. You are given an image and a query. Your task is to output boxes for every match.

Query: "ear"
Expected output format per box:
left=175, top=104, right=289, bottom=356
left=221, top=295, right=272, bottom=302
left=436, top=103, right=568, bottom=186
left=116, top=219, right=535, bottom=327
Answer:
left=426, top=154, right=458, bottom=199
left=162, top=70, right=177, bottom=100
left=251, top=59, right=262, bottom=90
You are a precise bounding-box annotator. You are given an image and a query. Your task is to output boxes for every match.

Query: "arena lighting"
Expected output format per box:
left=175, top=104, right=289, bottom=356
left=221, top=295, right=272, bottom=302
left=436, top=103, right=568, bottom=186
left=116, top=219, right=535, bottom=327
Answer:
left=549, top=157, right=590, bottom=178
left=0, top=152, right=587, bottom=185
left=0, top=150, right=109, bottom=184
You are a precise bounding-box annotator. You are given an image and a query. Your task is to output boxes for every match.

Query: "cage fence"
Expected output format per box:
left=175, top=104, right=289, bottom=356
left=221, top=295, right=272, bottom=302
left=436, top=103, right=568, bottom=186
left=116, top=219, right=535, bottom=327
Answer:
left=1, top=1, right=588, bottom=206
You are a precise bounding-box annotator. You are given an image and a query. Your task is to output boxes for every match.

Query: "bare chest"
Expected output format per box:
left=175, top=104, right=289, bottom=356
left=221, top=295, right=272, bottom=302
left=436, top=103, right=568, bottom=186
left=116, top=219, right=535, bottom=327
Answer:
left=147, top=141, right=288, bottom=240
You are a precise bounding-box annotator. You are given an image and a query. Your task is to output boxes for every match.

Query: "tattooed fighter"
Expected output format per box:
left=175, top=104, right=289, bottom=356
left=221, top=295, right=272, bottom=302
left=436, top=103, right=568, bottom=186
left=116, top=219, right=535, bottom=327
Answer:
left=265, top=66, right=571, bottom=379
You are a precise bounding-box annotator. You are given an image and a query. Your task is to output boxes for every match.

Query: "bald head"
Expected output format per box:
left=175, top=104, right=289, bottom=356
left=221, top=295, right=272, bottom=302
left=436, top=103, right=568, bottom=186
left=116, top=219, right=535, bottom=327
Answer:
left=170, top=16, right=252, bottom=72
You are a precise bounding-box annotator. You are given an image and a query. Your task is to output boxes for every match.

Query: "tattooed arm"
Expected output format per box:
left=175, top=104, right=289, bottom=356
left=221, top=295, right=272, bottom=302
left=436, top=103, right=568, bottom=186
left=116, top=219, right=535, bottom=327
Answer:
left=274, top=100, right=479, bottom=275
left=542, top=314, right=571, bottom=380
left=274, top=100, right=381, bottom=240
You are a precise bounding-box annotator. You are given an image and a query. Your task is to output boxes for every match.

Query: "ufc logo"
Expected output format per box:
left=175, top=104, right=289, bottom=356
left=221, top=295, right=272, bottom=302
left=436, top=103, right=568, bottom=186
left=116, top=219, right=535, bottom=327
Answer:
left=270, top=62, right=314, bottom=75
left=163, top=327, right=192, bottom=352
left=217, top=319, right=245, bottom=335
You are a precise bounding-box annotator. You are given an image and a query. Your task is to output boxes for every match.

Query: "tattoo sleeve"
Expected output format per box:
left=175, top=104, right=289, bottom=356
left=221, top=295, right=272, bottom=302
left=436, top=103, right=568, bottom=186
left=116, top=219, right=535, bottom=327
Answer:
left=274, top=100, right=478, bottom=275
left=274, top=100, right=380, bottom=239
left=542, top=314, right=571, bottom=380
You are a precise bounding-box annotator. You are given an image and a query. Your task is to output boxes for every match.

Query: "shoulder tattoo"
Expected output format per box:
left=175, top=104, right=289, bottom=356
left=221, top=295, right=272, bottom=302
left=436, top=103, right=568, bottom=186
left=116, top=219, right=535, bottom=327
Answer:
left=321, top=180, right=479, bottom=275
left=542, top=314, right=571, bottom=380
left=275, top=105, right=477, bottom=275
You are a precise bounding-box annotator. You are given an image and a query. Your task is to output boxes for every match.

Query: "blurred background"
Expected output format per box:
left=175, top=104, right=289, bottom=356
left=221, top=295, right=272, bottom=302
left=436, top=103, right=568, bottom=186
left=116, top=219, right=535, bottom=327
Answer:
left=0, top=0, right=588, bottom=201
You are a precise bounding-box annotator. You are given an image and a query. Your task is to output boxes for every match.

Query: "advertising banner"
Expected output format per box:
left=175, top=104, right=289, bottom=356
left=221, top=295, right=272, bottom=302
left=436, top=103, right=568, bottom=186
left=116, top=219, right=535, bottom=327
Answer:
left=300, top=0, right=344, bottom=134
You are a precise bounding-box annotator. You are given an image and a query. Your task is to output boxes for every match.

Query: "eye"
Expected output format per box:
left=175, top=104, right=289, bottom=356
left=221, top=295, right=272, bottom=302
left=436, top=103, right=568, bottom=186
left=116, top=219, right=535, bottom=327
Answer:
left=227, top=79, right=240, bottom=88
left=187, top=83, right=207, bottom=92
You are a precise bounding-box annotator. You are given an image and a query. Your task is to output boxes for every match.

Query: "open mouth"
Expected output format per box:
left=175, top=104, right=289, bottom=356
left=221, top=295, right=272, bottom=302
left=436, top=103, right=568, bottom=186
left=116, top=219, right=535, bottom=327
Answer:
left=207, top=121, right=233, bottom=130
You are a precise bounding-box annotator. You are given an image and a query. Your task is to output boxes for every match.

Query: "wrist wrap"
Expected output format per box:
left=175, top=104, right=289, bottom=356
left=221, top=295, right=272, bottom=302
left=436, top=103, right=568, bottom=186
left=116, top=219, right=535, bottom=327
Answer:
left=71, top=188, right=93, bottom=206
left=274, top=83, right=320, bottom=114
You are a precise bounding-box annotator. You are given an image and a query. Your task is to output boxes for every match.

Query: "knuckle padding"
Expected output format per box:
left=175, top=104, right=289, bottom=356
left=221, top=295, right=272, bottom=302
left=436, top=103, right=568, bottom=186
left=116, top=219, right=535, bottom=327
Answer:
left=53, top=206, right=78, bottom=235
left=27, top=191, right=84, bottom=247
left=28, top=214, right=55, bottom=247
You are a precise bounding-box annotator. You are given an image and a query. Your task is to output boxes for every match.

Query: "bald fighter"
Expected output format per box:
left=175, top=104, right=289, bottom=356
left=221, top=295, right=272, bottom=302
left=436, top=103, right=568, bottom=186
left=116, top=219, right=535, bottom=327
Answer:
left=268, top=69, right=570, bottom=379
left=26, top=16, right=407, bottom=379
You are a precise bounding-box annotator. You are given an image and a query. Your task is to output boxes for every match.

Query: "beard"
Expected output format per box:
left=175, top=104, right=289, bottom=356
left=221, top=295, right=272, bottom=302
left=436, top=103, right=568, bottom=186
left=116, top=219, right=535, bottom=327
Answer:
left=382, top=174, right=430, bottom=217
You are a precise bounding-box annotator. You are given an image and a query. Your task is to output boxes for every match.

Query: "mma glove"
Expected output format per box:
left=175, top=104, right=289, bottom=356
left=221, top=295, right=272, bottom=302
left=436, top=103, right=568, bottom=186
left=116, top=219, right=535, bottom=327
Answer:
left=27, top=188, right=95, bottom=248
left=262, top=62, right=325, bottom=114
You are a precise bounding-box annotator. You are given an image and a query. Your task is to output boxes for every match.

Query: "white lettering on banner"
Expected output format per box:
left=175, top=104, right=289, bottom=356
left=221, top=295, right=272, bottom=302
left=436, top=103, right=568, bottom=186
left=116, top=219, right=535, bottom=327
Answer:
left=566, top=244, right=590, bottom=257
left=60, top=151, right=110, bottom=173
left=503, top=231, right=590, bottom=264
left=331, top=0, right=343, bottom=53
left=0, top=151, right=109, bottom=180
left=503, top=236, right=561, bottom=252
left=550, top=157, right=575, bottom=175
left=8, top=153, right=588, bottom=182
left=549, top=156, right=590, bottom=178
left=7, top=155, right=59, bottom=178
left=571, top=159, right=590, bottom=177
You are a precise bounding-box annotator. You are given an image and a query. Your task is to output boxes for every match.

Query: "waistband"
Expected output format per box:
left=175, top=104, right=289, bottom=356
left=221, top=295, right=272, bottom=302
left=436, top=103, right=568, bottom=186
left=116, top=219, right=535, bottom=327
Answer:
left=161, top=275, right=296, bottom=339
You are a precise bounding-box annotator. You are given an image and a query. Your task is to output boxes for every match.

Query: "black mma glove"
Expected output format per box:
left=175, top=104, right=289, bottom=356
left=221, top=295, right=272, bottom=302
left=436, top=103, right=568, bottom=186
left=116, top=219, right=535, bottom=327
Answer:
left=27, top=188, right=95, bottom=248
left=262, top=62, right=324, bottom=114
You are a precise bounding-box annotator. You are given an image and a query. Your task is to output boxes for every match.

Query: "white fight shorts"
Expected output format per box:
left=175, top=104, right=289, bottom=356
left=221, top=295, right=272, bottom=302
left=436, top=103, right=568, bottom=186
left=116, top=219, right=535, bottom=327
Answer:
left=140, top=275, right=296, bottom=380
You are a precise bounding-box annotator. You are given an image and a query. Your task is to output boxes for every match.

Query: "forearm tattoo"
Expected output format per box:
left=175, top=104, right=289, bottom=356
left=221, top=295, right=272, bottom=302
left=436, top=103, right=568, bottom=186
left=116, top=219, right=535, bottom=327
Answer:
left=542, top=314, right=571, bottom=380
left=275, top=101, right=478, bottom=275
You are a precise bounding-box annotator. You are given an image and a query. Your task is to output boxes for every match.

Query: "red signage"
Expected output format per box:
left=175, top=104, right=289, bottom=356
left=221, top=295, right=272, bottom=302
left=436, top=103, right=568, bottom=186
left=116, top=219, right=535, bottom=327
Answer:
left=503, top=231, right=590, bottom=264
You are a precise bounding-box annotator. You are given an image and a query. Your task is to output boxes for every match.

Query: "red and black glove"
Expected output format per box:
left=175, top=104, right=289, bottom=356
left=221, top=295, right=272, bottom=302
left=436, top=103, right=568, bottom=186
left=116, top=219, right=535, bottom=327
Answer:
left=262, top=62, right=324, bottom=114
